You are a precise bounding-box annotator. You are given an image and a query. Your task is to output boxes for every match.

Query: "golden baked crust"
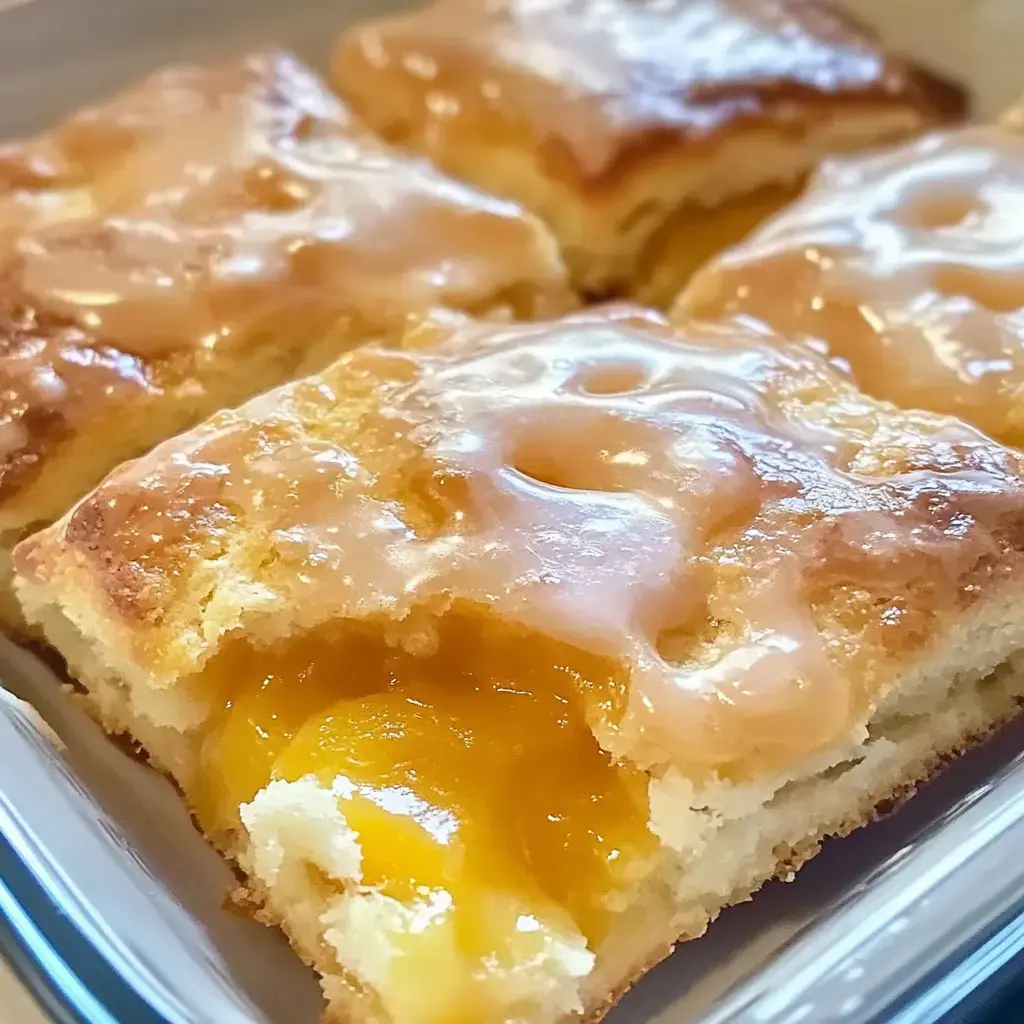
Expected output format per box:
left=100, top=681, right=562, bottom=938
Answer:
left=0, top=50, right=573, bottom=624
left=16, top=307, right=1024, bottom=1024
left=18, top=306, right=1024, bottom=767
left=332, top=0, right=966, bottom=295
left=676, top=125, right=1024, bottom=447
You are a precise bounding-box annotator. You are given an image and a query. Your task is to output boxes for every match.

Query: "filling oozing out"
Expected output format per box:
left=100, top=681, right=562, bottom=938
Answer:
left=194, top=607, right=656, bottom=1010
left=634, top=181, right=805, bottom=307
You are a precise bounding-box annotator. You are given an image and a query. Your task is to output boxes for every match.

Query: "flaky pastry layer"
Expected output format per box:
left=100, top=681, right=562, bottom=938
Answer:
left=15, top=307, right=1024, bottom=1023
left=332, top=0, right=966, bottom=296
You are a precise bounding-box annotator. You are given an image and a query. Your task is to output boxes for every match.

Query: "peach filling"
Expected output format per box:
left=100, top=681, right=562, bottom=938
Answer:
left=634, top=181, right=805, bottom=307
left=194, top=610, right=656, bottom=975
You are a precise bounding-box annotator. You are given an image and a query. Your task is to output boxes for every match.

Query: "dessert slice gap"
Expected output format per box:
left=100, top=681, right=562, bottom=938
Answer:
left=629, top=181, right=807, bottom=309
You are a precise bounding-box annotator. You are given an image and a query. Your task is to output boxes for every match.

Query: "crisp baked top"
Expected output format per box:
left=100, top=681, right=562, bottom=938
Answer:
left=334, top=0, right=966, bottom=187
left=678, top=126, right=1024, bottom=446
left=0, top=51, right=571, bottom=509
left=19, top=307, right=1024, bottom=775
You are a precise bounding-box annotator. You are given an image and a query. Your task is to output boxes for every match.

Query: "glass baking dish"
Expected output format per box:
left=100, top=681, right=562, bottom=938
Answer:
left=3, top=1, right=1024, bottom=1022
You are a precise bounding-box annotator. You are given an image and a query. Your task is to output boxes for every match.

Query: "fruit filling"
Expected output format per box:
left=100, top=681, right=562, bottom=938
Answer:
left=635, top=181, right=806, bottom=306
left=195, top=607, right=657, bottom=1011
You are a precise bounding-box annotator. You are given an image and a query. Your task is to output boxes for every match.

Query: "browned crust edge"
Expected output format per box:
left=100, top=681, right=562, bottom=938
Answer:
left=334, top=1, right=970, bottom=197
left=563, top=68, right=970, bottom=197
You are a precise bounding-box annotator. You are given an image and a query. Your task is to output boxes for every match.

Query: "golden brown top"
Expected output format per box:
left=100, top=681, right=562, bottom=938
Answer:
left=333, top=0, right=966, bottom=187
left=0, top=50, right=573, bottom=509
left=0, top=301, right=161, bottom=507
left=0, top=52, right=356, bottom=242
left=678, top=126, right=1024, bottom=447
left=7, top=50, right=571, bottom=356
left=20, top=307, right=1024, bottom=776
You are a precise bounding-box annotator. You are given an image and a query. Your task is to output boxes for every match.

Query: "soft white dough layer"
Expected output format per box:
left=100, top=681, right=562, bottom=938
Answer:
left=241, top=778, right=595, bottom=1024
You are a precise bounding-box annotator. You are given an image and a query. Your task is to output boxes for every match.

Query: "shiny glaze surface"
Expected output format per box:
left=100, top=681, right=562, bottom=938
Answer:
left=0, top=50, right=571, bottom=509
left=8, top=52, right=570, bottom=358
left=680, top=127, right=1024, bottom=446
left=0, top=53, right=354, bottom=244
left=0, top=302, right=159, bottom=506
left=334, top=0, right=958, bottom=183
left=36, top=308, right=1024, bottom=774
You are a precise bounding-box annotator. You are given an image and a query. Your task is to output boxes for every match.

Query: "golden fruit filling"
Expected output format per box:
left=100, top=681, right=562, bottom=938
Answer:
left=195, top=609, right=656, bottom=986
left=634, top=181, right=806, bottom=307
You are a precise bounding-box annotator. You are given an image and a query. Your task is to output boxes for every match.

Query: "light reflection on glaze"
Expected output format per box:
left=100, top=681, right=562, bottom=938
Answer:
left=5, top=52, right=572, bottom=358
left=333, top=0, right=958, bottom=183
left=679, top=127, right=1024, bottom=446
left=0, top=52, right=351, bottom=245
left=32, top=307, right=1024, bottom=775
left=0, top=50, right=573, bottom=505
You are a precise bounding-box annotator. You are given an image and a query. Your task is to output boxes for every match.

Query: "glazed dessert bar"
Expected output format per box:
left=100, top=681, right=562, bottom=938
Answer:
left=16, top=306, right=1024, bottom=1024
left=675, top=122, right=1024, bottom=447
left=331, top=0, right=966, bottom=303
left=0, top=50, right=572, bottom=627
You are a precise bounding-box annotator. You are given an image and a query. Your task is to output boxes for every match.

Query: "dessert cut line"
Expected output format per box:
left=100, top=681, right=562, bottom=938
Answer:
left=332, top=0, right=966, bottom=297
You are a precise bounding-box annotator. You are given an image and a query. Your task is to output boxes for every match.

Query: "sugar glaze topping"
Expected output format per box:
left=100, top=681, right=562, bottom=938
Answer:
left=337, top=0, right=942, bottom=181
left=49, top=309, right=1024, bottom=774
left=680, top=127, right=1024, bottom=445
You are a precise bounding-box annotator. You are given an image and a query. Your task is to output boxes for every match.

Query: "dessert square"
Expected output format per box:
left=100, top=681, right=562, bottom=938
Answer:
left=332, top=0, right=966, bottom=303
left=676, top=121, right=1024, bottom=447
left=17, top=306, right=1024, bottom=1024
left=0, top=50, right=572, bottom=626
